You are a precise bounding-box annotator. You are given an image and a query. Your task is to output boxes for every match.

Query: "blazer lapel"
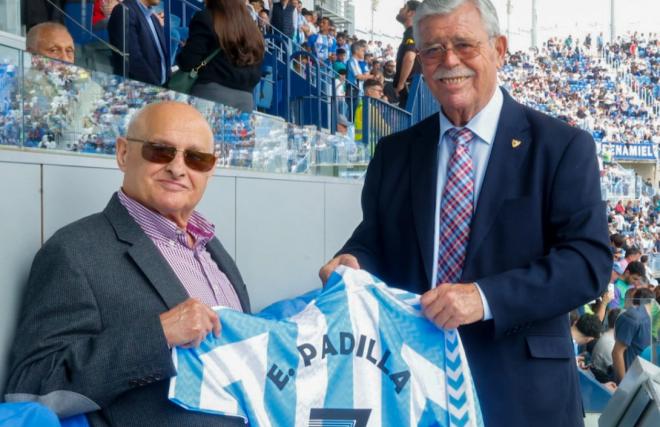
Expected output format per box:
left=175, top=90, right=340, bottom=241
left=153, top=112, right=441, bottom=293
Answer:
left=463, top=91, right=532, bottom=271
left=410, top=115, right=441, bottom=287
left=151, top=14, right=169, bottom=66
left=206, top=239, right=251, bottom=313
left=104, top=194, right=189, bottom=309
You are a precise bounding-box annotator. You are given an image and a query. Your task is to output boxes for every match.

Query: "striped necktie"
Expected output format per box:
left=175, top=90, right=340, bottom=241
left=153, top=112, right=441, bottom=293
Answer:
left=436, top=128, right=475, bottom=285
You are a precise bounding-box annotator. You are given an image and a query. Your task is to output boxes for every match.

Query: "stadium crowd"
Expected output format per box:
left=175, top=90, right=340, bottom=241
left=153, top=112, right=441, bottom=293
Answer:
left=603, top=32, right=660, bottom=102
left=501, top=35, right=660, bottom=146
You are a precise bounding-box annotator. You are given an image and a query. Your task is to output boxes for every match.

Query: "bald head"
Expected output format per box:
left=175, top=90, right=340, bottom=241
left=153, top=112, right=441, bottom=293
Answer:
left=26, top=22, right=75, bottom=63
left=126, top=101, right=214, bottom=149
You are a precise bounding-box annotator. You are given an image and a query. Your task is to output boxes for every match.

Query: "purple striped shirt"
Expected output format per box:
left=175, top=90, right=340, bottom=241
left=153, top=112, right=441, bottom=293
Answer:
left=118, top=190, right=243, bottom=311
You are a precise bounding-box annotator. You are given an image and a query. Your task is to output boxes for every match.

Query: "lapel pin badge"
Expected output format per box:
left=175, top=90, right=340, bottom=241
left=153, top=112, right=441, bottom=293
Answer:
left=511, top=139, right=522, bottom=148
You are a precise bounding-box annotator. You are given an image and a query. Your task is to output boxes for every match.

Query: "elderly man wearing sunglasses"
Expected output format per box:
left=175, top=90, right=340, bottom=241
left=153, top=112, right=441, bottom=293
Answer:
left=6, top=102, right=250, bottom=427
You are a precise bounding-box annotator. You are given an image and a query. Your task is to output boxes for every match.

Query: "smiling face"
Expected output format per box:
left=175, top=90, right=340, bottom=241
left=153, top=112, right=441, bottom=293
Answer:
left=417, top=2, right=506, bottom=126
left=116, top=102, right=216, bottom=228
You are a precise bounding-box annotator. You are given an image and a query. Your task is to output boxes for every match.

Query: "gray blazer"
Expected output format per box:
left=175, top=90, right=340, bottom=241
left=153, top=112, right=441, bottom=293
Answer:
left=5, top=193, right=249, bottom=426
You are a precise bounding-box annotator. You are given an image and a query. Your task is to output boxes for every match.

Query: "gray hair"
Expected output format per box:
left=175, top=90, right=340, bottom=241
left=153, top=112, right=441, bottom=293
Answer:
left=413, top=0, right=501, bottom=49
left=26, top=22, right=71, bottom=53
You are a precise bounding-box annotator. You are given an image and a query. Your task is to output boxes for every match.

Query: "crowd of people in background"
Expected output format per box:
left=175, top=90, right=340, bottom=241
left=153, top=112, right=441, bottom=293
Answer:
left=570, top=195, right=660, bottom=391
left=501, top=33, right=660, bottom=147
left=603, top=32, right=660, bottom=103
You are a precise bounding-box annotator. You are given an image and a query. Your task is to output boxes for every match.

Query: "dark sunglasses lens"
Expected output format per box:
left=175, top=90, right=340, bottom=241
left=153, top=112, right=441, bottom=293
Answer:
left=142, top=143, right=176, bottom=164
left=185, top=150, right=216, bottom=172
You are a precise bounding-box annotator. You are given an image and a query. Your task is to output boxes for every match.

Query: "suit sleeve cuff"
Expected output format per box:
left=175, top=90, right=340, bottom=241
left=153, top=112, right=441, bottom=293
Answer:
left=474, top=282, right=493, bottom=321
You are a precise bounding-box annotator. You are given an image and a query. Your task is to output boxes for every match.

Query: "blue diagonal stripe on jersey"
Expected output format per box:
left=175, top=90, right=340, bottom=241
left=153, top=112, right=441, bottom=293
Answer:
left=316, top=276, right=354, bottom=410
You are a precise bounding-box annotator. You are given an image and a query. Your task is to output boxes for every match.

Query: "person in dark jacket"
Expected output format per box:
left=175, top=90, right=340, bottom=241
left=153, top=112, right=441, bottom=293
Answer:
left=269, top=0, right=295, bottom=38
left=108, top=0, right=171, bottom=86
left=177, top=0, right=264, bottom=112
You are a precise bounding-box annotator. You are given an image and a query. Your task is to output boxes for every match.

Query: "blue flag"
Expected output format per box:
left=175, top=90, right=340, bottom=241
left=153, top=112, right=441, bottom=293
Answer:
left=169, top=267, right=483, bottom=427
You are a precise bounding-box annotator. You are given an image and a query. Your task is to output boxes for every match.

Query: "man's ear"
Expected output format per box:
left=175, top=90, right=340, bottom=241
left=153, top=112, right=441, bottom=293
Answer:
left=116, top=137, right=129, bottom=172
left=494, top=35, right=508, bottom=68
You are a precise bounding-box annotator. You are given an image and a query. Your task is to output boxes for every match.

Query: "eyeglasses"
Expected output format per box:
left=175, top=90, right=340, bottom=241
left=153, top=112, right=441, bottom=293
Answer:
left=418, top=39, right=486, bottom=64
left=126, top=137, right=217, bottom=172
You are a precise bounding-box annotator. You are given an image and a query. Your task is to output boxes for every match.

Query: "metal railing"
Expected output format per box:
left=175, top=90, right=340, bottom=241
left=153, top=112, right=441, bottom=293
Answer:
left=603, top=48, right=660, bottom=117
left=361, top=96, right=411, bottom=155
left=406, top=74, right=440, bottom=125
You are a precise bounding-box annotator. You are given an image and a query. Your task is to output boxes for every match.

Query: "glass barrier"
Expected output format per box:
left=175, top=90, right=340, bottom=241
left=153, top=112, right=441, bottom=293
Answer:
left=601, top=163, right=637, bottom=200
left=0, top=44, right=21, bottom=147
left=0, top=44, right=368, bottom=179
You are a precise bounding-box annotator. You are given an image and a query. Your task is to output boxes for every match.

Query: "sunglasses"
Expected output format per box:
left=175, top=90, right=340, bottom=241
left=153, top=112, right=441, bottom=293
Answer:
left=125, top=137, right=217, bottom=172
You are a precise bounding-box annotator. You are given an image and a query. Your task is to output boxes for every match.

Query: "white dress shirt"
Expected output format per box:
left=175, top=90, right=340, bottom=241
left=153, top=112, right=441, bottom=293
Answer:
left=432, top=87, right=505, bottom=321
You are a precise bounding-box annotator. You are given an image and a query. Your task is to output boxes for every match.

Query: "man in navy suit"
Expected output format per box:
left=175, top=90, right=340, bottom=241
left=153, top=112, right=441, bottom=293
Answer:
left=319, top=1, right=611, bottom=426
left=108, top=0, right=170, bottom=86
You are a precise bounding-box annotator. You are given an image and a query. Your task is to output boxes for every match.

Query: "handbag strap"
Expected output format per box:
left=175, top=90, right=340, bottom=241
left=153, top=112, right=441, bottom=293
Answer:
left=193, top=48, right=221, bottom=73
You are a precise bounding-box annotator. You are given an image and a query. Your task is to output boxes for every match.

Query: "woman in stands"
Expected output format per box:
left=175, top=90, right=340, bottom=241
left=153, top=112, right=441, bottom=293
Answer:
left=177, top=0, right=264, bottom=112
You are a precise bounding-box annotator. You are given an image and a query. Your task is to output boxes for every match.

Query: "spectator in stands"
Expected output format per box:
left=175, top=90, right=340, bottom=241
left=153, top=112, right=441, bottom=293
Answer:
left=347, top=41, right=373, bottom=95
left=591, top=308, right=621, bottom=383
left=354, top=79, right=389, bottom=154
left=108, top=0, right=171, bottom=86
left=336, top=32, right=350, bottom=57
left=394, top=0, right=421, bottom=108
left=612, top=287, right=654, bottom=382
left=615, top=247, right=642, bottom=276
left=299, top=8, right=315, bottom=39
left=611, top=232, right=626, bottom=251
left=246, top=0, right=259, bottom=20
left=176, top=0, right=264, bottom=112
left=335, top=68, right=348, bottom=116
left=4, top=101, right=250, bottom=426
left=258, top=9, right=270, bottom=33
left=319, top=1, right=611, bottom=425
left=382, top=59, right=398, bottom=103
left=270, top=0, right=296, bottom=39
left=333, top=48, right=348, bottom=73
left=571, top=313, right=602, bottom=352
left=307, top=17, right=336, bottom=63
left=25, top=22, right=75, bottom=63
left=612, top=261, right=645, bottom=309
left=290, top=0, right=304, bottom=43
left=93, top=0, right=121, bottom=30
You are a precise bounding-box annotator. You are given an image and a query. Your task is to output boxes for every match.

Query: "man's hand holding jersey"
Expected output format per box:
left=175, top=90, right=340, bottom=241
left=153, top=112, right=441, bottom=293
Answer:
left=319, top=255, right=484, bottom=330
left=160, top=298, right=221, bottom=348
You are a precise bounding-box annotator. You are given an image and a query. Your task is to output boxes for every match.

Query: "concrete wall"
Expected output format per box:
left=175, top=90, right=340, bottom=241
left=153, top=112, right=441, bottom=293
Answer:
left=0, top=148, right=364, bottom=388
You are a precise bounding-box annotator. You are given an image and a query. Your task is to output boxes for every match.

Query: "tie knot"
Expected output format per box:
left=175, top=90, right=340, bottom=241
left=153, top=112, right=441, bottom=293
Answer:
left=446, top=128, right=474, bottom=146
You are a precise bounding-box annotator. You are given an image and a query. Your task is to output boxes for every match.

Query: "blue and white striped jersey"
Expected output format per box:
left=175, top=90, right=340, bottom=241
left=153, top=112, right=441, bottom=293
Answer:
left=169, top=266, right=483, bottom=427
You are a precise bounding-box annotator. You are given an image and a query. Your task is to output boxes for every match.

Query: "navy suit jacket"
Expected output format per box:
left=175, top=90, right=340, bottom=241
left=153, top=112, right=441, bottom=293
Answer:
left=108, top=0, right=171, bottom=86
left=340, top=90, right=612, bottom=427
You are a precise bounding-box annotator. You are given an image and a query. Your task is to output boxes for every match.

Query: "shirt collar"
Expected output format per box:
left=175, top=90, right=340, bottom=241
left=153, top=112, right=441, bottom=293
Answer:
left=439, top=86, right=504, bottom=145
left=136, top=0, right=153, bottom=19
left=118, top=189, right=216, bottom=247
